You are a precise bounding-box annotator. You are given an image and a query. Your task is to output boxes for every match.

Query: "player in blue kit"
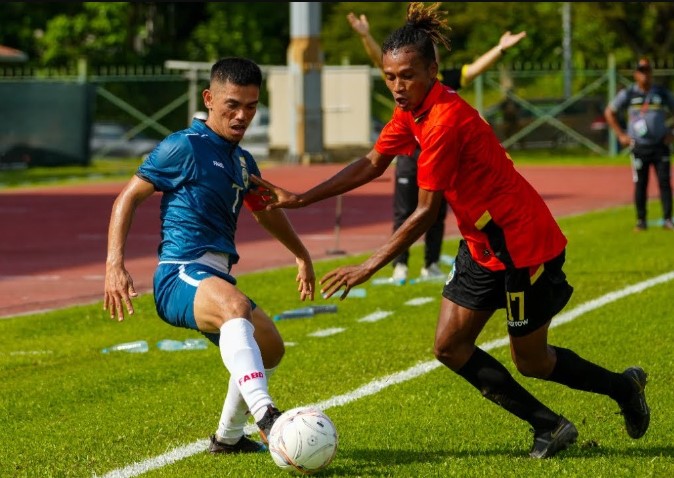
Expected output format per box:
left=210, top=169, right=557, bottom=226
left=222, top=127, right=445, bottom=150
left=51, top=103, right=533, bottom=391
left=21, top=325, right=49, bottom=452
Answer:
left=104, top=57, right=314, bottom=454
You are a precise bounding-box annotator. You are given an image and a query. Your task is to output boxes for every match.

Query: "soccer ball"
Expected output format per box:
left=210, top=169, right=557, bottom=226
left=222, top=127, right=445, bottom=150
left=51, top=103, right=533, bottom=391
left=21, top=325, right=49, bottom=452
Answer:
left=268, top=407, right=338, bottom=475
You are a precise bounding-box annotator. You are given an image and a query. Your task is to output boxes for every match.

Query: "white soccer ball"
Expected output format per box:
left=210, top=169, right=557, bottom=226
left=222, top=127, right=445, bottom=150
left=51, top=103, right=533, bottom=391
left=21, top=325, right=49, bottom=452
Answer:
left=268, top=406, right=338, bottom=475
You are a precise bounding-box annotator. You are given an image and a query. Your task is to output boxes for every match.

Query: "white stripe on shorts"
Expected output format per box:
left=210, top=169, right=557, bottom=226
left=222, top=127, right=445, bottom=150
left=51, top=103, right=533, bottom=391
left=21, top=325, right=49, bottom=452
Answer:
left=178, top=264, right=201, bottom=287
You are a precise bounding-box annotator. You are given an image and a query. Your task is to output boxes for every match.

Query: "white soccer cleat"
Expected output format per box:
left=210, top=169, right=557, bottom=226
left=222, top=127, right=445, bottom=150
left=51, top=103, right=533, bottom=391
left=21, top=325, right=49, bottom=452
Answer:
left=420, top=262, right=443, bottom=279
left=392, top=263, right=408, bottom=283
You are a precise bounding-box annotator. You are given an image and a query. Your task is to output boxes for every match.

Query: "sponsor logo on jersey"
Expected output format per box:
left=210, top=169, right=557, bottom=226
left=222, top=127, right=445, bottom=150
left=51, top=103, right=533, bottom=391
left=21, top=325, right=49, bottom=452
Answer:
left=213, top=160, right=224, bottom=169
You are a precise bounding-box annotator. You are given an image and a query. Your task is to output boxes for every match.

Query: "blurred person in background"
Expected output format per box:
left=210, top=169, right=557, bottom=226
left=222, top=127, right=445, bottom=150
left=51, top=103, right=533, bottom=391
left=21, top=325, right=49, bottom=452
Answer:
left=605, top=57, right=674, bottom=231
left=348, top=9, right=526, bottom=282
left=104, top=57, right=314, bottom=455
left=258, top=2, right=650, bottom=459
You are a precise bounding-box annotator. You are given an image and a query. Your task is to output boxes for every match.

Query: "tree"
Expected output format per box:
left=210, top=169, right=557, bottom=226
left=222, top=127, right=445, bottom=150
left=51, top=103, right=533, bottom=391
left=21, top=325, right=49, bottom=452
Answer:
left=185, top=3, right=289, bottom=64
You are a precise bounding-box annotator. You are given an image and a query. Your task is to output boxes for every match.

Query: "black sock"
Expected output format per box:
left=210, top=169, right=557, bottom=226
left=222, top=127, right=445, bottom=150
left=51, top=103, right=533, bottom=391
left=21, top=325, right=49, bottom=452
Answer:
left=457, top=347, right=559, bottom=430
left=547, top=346, right=630, bottom=402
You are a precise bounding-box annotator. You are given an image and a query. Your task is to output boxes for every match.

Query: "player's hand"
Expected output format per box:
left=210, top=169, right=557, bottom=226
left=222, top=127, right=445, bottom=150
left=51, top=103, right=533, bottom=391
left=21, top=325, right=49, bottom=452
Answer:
left=347, top=12, right=370, bottom=37
left=296, top=257, right=316, bottom=302
left=618, top=132, right=633, bottom=148
left=250, top=175, right=302, bottom=209
left=499, top=31, right=527, bottom=51
left=320, top=265, right=371, bottom=301
left=103, top=265, right=137, bottom=321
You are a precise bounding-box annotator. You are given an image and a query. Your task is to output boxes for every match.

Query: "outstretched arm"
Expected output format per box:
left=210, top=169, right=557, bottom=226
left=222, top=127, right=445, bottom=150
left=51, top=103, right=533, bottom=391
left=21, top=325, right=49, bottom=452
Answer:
left=251, top=149, right=395, bottom=210
left=320, top=188, right=445, bottom=299
left=251, top=208, right=316, bottom=301
left=104, top=175, right=156, bottom=321
left=461, top=31, right=527, bottom=86
left=347, top=12, right=384, bottom=70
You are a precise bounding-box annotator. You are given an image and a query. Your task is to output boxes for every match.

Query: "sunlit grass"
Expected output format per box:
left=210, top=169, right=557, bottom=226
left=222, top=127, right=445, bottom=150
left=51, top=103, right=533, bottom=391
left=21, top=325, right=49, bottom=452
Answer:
left=1, top=203, right=673, bottom=477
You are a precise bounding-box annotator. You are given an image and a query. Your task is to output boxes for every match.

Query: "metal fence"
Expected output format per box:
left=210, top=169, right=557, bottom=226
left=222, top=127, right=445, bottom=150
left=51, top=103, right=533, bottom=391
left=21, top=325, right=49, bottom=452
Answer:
left=2, top=56, right=673, bottom=163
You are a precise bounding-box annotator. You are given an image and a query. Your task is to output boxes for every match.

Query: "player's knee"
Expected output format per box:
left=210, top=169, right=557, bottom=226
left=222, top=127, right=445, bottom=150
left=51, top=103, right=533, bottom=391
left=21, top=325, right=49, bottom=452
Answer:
left=512, top=355, right=548, bottom=378
left=433, top=340, right=467, bottom=371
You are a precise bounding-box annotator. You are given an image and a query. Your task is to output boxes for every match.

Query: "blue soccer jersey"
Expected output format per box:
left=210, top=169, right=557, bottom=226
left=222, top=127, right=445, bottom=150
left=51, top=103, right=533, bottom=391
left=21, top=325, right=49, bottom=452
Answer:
left=137, top=119, right=262, bottom=266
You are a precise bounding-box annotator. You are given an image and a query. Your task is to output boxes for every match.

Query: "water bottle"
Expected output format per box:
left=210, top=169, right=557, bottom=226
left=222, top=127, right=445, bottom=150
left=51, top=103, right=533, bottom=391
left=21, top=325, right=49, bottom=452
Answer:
left=311, top=305, right=338, bottom=314
left=183, top=338, right=209, bottom=350
left=273, top=305, right=338, bottom=321
left=157, top=338, right=209, bottom=351
left=322, top=287, right=367, bottom=299
left=274, top=307, right=315, bottom=321
left=101, top=340, right=149, bottom=354
left=156, top=339, right=186, bottom=351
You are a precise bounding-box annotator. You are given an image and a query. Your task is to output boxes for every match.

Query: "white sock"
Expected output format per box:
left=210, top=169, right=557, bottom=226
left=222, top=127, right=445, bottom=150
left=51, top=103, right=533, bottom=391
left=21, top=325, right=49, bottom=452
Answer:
left=216, top=366, right=278, bottom=444
left=218, top=318, right=274, bottom=424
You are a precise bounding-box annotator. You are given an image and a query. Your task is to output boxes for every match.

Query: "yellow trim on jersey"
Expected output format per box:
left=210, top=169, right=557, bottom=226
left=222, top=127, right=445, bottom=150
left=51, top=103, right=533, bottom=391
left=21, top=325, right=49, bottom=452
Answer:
left=530, top=264, right=544, bottom=285
left=475, top=210, right=492, bottom=230
left=459, top=64, right=470, bottom=88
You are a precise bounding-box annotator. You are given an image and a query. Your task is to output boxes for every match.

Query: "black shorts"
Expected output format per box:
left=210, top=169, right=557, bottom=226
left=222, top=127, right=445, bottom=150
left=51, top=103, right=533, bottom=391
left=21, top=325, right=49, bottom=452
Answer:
left=442, top=241, right=574, bottom=337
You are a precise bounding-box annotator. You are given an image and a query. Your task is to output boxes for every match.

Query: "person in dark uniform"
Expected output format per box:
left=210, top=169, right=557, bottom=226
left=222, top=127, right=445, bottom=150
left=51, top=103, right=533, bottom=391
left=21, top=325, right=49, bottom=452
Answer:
left=348, top=10, right=526, bottom=282
left=605, top=57, right=674, bottom=231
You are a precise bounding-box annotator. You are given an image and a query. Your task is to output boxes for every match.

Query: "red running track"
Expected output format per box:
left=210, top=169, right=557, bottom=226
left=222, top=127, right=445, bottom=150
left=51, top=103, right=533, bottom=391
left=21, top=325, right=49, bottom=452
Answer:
left=0, top=164, right=645, bottom=318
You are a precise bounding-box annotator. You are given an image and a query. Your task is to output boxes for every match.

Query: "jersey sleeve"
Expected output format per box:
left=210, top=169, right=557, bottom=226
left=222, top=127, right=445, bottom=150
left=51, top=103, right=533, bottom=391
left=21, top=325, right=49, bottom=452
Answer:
left=374, top=112, right=418, bottom=157
left=242, top=153, right=269, bottom=212
left=608, top=87, right=630, bottom=113
left=136, top=134, right=195, bottom=192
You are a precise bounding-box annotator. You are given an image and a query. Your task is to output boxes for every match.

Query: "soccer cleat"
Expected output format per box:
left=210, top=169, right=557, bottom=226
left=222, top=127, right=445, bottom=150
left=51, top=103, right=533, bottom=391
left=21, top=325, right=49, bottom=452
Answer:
left=392, top=263, right=408, bottom=283
left=663, top=219, right=674, bottom=231
left=256, top=405, right=283, bottom=445
left=618, top=366, right=650, bottom=439
left=529, top=416, right=578, bottom=459
left=208, top=434, right=267, bottom=454
left=420, top=262, right=444, bottom=279
left=634, top=220, right=647, bottom=232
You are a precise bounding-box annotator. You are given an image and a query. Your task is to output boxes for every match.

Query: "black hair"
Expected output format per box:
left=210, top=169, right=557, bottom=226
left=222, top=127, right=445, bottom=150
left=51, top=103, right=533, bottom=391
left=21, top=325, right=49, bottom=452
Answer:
left=382, top=2, right=451, bottom=65
left=210, top=57, right=262, bottom=87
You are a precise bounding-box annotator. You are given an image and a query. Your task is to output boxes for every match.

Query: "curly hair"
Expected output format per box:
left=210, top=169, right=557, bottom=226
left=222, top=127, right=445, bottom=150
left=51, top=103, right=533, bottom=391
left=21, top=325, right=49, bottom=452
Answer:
left=382, top=2, right=452, bottom=65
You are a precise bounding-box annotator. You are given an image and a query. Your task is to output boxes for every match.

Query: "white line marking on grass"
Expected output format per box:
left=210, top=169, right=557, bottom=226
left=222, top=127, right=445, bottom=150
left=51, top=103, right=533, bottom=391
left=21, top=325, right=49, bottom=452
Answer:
left=308, top=327, right=345, bottom=337
left=95, top=270, right=674, bottom=478
left=93, top=439, right=210, bottom=478
left=405, top=297, right=434, bottom=306
left=358, top=310, right=394, bottom=323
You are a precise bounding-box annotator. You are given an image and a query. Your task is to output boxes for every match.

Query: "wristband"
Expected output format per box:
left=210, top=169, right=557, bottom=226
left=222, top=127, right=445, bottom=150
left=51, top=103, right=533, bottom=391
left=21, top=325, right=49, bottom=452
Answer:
left=499, top=46, right=506, bottom=55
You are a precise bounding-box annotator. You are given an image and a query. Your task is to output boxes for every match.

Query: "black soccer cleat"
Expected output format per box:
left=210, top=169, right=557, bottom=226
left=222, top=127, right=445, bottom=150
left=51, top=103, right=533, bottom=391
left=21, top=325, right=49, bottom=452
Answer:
left=529, top=416, right=578, bottom=459
left=618, top=366, right=650, bottom=439
left=256, top=405, right=283, bottom=445
left=208, top=434, right=267, bottom=454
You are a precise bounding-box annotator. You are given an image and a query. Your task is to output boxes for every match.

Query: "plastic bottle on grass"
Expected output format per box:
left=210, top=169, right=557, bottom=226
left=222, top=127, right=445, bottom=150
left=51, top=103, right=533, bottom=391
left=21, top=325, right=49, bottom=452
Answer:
left=273, top=305, right=338, bottom=321
left=157, top=338, right=209, bottom=351
left=322, top=287, right=367, bottom=299
left=101, top=340, right=149, bottom=354
left=183, top=338, right=208, bottom=350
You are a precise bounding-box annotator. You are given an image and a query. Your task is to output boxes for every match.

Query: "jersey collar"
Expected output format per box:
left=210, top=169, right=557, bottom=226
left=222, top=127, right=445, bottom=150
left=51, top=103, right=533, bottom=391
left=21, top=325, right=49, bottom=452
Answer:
left=411, top=80, right=443, bottom=124
left=192, top=119, right=237, bottom=148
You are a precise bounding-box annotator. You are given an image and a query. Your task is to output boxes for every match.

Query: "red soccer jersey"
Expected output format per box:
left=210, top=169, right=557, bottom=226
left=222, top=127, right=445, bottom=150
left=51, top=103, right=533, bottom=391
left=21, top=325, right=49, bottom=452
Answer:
left=374, top=81, right=567, bottom=270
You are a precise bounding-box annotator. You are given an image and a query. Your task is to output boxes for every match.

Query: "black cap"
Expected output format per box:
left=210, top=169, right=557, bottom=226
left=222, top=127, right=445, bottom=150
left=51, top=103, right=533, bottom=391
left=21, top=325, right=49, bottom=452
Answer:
left=635, top=58, right=652, bottom=73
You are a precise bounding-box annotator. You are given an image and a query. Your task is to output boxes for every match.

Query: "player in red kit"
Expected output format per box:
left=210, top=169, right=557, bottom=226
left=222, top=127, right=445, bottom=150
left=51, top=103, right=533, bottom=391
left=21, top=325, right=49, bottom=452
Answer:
left=252, top=2, right=650, bottom=459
